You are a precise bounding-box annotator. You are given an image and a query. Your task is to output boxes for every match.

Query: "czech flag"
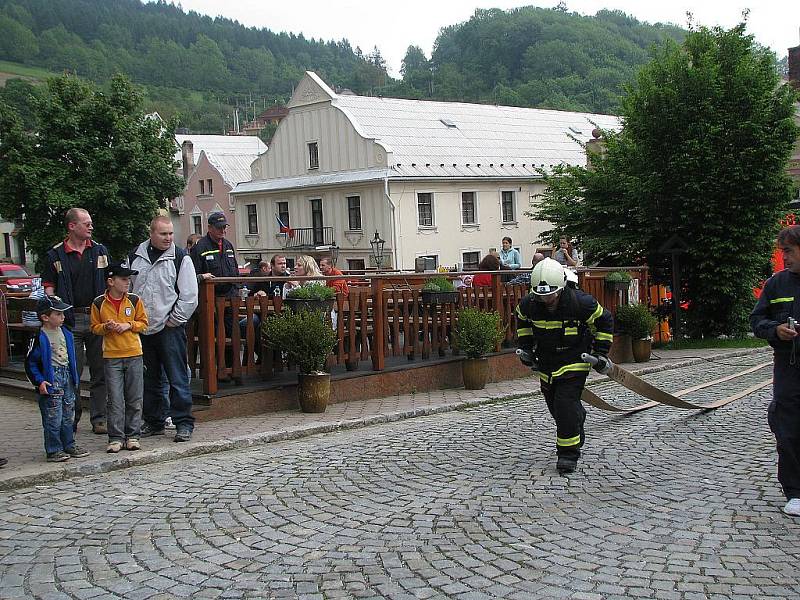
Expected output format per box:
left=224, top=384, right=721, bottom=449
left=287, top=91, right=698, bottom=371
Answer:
left=275, top=214, right=294, bottom=238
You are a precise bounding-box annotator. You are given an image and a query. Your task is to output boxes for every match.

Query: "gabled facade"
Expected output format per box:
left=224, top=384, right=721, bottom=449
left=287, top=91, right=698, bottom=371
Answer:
left=231, top=72, right=620, bottom=271
left=170, top=135, right=266, bottom=247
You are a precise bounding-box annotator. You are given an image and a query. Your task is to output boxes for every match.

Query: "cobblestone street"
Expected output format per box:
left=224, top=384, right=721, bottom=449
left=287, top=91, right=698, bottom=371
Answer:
left=1, top=353, right=798, bottom=599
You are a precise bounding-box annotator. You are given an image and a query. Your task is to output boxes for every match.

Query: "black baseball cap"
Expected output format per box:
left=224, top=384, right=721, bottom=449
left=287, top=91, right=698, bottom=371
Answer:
left=105, top=264, right=138, bottom=279
left=208, top=211, right=228, bottom=228
left=36, top=295, right=72, bottom=316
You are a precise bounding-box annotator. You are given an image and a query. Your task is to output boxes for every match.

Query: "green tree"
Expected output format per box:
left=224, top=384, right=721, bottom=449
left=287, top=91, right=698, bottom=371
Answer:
left=531, top=24, right=798, bottom=337
left=0, top=74, right=184, bottom=267
left=0, top=14, right=38, bottom=62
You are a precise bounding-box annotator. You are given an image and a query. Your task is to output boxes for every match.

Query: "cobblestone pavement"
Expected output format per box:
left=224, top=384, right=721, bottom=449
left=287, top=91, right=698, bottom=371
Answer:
left=1, top=352, right=797, bottom=600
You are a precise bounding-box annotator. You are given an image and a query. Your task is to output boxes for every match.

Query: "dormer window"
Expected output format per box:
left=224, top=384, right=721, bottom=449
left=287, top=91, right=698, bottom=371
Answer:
left=308, top=142, right=319, bottom=169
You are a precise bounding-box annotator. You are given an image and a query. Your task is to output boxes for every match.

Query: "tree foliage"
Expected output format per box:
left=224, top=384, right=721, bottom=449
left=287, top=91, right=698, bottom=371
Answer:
left=0, top=74, right=183, bottom=267
left=531, top=24, right=799, bottom=337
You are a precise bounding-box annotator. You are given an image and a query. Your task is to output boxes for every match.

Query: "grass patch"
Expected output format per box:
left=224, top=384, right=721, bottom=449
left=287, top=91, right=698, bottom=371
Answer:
left=0, top=60, right=57, bottom=81
left=654, top=337, right=768, bottom=350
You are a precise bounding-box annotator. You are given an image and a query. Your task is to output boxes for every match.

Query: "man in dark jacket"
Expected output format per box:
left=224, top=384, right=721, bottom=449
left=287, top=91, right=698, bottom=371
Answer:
left=751, top=224, right=800, bottom=517
left=516, top=258, right=613, bottom=474
left=41, top=208, right=110, bottom=434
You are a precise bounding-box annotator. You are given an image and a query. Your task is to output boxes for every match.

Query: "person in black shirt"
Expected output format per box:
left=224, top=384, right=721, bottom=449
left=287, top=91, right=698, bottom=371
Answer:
left=41, top=208, right=110, bottom=434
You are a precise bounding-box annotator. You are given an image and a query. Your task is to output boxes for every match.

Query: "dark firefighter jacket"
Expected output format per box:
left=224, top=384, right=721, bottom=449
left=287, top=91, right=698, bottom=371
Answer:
left=750, top=269, right=800, bottom=361
left=515, top=287, right=613, bottom=384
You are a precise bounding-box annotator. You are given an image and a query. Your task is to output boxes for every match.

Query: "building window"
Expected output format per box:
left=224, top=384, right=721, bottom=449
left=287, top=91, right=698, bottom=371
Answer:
left=501, top=191, right=515, bottom=223
left=417, top=192, right=434, bottom=227
left=310, top=198, right=324, bottom=245
left=199, top=180, right=205, bottom=195
left=277, top=201, right=290, bottom=230
left=246, top=204, right=258, bottom=234
left=308, top=142, right=319, bottom=169
left=3, top=233, right=10, bottom=258
left=462, top=251, right=480, bottom=271
left=192, top=215, right=202, bottom=234
left=347, top=258, right=366, bottom=271
left=461, top=192, right=476, bottom=225
left=347, top=195, right=362, bottom=231
left=207, top=179, right=213, bottom=195
left=416, top=255, right=439, bottom=271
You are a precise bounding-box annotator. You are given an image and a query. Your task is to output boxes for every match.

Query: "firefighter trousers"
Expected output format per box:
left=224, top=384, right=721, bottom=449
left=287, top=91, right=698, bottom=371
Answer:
left=541, top=373, right=587, bottom=460
left=768, top=359, right=800, bottom=500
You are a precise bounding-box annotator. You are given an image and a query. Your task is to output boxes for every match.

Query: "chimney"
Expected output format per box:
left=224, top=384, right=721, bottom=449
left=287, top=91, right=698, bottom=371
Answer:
left=787, top=27, right=800, bottom=90
left=181, top=140, right=194, bottom=181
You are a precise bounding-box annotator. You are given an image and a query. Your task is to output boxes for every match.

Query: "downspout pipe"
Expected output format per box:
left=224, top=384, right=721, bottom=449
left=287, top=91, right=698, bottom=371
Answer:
left=384, top=175, right=400, bottom=269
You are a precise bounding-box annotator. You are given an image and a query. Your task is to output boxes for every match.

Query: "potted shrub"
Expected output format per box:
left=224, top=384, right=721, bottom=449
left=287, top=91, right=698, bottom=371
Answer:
left=604, top=271, right=632, bottom=292
left=454, top=308, right=504, bottom=390
left=284, top=284, right=336, bottom=314
left=615, top=303, right=658, bottom=362
left=262, top=308, right=338, bottom=412
left=421, top=275, right=460, bottom=305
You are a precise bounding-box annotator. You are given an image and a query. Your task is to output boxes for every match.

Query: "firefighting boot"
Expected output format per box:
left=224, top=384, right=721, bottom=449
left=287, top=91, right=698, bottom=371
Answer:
left=556, top=455, right=578, bottom=475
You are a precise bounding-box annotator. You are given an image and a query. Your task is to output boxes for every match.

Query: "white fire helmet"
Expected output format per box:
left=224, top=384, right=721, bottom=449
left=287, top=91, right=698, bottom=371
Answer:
left=530, top=258, right=566, bottom=296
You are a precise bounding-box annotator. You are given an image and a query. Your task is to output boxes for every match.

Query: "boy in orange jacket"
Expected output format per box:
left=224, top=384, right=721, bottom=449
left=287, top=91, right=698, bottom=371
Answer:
left=90, top=264, right=148, bottom=453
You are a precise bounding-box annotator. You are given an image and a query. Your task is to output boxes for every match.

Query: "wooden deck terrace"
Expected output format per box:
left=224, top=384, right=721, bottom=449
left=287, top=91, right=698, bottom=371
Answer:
left=0, top=268, right=648, bottom=398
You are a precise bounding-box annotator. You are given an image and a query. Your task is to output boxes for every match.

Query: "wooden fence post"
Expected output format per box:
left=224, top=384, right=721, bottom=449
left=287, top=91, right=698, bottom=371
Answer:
left=371, top=276, right=385, bottom=371
left=198, top=280, right=217, bottom=395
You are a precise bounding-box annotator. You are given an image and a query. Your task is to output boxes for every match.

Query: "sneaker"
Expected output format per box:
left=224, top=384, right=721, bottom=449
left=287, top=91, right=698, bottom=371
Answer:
left=92, top=422, right=107, bottom=435
left=46, top=451, right=70, bottom=462
left=140, top=422, right=165, bottom=437
left=106, top=441, right=123, bottom=453
left=164, top=417, right=176, bottom=430
left=556, top=456, right=577, bottom=475
left=783, top=498, right=800, bottom=516
left=125, top=438, right=141, bottom=451
left=174, top=428, right=193, bottom=443
left=64, top=445, right=89, bottom=458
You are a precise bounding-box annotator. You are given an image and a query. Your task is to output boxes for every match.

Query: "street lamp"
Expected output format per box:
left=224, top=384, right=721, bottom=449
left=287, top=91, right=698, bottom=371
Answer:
left=370, top=230, right=386, bottom=270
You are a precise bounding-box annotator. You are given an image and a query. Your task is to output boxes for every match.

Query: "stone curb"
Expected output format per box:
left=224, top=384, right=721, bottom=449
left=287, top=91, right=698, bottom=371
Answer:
left=0, top=346, right=770, bottom=492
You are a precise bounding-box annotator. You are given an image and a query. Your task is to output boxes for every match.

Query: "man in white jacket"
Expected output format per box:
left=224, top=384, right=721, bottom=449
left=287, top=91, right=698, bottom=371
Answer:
left=128, top=216, right=199, bottom=442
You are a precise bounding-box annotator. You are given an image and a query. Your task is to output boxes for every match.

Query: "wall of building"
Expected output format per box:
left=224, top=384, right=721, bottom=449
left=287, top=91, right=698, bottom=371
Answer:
left=390, top=179, right=552, bottom=270
left=234, top=181, right=392, bottom=269
left=250, top=104, right=386, bottom=180
left=182, top=155, right=236, bottom=249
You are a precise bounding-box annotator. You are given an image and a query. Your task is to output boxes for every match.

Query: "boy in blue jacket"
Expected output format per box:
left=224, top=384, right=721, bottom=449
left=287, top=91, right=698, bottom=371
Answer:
left=25, top=296, right=90, bottom=462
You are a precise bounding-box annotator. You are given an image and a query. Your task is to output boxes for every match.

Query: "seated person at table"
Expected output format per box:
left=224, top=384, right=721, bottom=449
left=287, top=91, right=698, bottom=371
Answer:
left=282, top=255, right=326, bottom=299
left=320, top=256, right=349, bottom=296
left=472, top=254, right=501, bottom=287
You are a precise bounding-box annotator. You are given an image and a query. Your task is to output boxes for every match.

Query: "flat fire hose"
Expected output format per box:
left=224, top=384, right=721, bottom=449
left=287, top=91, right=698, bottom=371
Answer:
left=579, top=353, right=773, bottom=412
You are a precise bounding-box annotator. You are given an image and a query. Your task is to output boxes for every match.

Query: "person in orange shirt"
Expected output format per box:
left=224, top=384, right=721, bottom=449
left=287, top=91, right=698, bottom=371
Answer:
left=90, top=264, right=148, bottom=453
left=320, top=256, right=349, bottom=296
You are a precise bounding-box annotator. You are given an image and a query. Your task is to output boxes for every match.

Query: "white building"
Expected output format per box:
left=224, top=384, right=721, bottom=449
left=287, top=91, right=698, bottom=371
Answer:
left=231, top=72, right=620, bottom=271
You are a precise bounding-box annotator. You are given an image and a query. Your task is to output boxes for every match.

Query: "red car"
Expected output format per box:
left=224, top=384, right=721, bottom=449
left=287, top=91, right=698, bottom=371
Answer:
left=0, top=263, right=33, bottom=294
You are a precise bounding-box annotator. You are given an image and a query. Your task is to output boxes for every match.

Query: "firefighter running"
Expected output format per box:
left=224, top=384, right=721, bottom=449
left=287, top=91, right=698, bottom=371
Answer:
left=515, top=258, right=614, bottom=474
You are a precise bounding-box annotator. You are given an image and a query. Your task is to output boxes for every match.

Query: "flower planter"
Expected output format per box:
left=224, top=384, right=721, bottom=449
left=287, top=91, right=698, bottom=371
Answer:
left=462, top=357, right=489, bottom=390
left=297, top=372, right=330, bottom=413
left=607, top=333, right=634, bottom=364
left=421, top=290, right=460, bottom=305
left=283, top=298, right=335, bottom=314
left=631, top=338, right=652, bottom=363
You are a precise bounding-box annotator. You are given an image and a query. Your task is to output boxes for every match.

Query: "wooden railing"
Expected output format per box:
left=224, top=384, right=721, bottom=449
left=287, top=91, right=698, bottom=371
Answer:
left=0, top=267, right=649, bottom=395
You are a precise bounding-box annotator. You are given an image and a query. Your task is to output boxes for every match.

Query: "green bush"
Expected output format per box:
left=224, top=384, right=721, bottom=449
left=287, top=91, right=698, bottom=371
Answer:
left=422, top=275, right=455, bottom=292
left=454, top=308, right=505, bottom=358
left=604, top=271, right=632, bottom=283
left=286, top=284, right=335, bottom=300
left=262, top=308, right=338, bottom=373
left=615, top=303, right=657, bottom=339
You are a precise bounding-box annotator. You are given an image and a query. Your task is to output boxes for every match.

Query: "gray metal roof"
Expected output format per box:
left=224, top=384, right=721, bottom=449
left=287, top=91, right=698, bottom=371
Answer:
left=202, top=152, right=261, bottom=188
left=174, top=134, right=266, bottom=163
left=234, top=168, right=391, bottom=195
left=333, top=95, right=621, bottom=178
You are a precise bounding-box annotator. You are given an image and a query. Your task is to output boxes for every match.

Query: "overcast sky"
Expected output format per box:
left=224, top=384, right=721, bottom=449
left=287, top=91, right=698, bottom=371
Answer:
left=168, top=0, right=800, bottom=76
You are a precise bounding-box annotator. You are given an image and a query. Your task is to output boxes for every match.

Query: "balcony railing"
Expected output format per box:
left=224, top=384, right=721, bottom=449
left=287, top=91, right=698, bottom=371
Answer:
left=282, top=226, right=334, bottom=248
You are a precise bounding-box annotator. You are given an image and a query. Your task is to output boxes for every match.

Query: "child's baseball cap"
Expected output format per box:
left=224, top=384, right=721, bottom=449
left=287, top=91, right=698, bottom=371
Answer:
left=105, top=264, right=138, bottom=279
left=36, top=295, right=72, bottom=316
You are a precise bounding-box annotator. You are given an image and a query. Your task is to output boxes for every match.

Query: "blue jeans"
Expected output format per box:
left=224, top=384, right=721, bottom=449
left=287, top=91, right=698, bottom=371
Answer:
left=142, top=325, right=194, bottom=431
left=104, top=356, right=144, bottom=442
left=37, top=364, right=76, bottom=455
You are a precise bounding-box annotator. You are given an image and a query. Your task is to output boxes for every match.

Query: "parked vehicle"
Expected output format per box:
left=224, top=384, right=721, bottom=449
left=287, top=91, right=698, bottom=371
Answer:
left=0, top=263, right=33, bottom=294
